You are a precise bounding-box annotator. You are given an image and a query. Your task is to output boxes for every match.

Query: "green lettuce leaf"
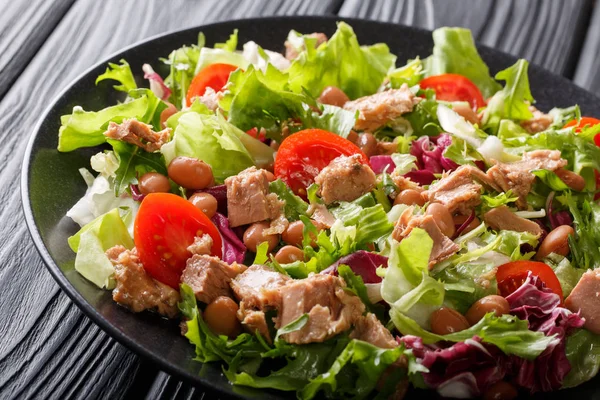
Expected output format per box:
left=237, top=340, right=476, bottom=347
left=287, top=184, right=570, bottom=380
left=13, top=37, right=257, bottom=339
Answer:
left=391, top=311, right=556, bottom=360
left=561, top=193, right=600, bottom=269
left=424, top=27, right=501, bottom=98
left=219, top=64, right=307, bottom=140
left=162, top=33, right=204, bottom=108
left=545, top=254, right=585, bottom=297
left=96, top=59, right=137, bottom=92
left=108, top=139, right=167, bottom=195
left=482, top=59, right=534, bottom=132
left=300, top=104, right=357, bottom=138
left=564, top=329, right=600, bottom=388
left=337, top=264, right=386, bottom=320
left=214, top=29, right=238, bottom=52
left=161, top=111, right=274, bottom=183
left=388, top=58, right=423, bottom=88
left=287, top=22, right=396, bottom=99
left=67, top=208, right=134, bottom=289
left=268, top=179, right=309, bottom=221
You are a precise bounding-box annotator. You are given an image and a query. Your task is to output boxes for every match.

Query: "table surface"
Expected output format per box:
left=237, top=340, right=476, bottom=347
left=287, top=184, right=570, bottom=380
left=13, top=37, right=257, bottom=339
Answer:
left=3, top=1, right=600, bottom=399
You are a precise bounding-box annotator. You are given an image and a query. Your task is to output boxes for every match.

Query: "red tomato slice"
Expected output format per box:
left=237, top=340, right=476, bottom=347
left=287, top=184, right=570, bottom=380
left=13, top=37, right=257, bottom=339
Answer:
left=274, top=129, right=369, bottom=196
left=564, top=116, right=600, bottom=146
left=134, top=193, right=223, bottom=289
left=496, top=260, right=563, bottom=302
left=185, top=63, right=238, bottom=107
left=420, top=74, right=486, bottom=110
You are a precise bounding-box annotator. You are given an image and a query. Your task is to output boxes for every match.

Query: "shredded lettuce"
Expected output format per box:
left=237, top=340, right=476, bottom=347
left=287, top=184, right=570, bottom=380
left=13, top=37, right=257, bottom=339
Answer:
left=287, top=22, right=396, bottom=99
left=424, top=27, right=501, bottom=98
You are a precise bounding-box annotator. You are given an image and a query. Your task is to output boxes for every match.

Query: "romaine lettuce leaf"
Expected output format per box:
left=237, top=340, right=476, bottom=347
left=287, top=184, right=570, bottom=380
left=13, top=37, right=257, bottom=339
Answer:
left=96, top=59, right=137, bottom=92
left=68, top=208, right=134, bottom=289
left=287, top=22, right=396, bottom=99
left=424, top=27, right=501, bottom=98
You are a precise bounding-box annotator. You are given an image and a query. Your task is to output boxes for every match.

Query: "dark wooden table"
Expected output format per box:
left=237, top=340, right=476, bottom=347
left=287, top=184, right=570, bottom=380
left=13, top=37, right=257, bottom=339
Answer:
left=2, top=1, right=600, bottom=398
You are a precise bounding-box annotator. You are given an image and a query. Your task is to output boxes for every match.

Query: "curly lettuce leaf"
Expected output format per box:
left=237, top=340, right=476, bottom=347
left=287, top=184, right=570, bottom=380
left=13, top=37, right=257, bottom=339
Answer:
left=300, top=104, right=357, bottom=138
left=96, top=59, right=137, bottom=92
left=287, top=22, right=396, bottom=99
left=424, top=27, right=501, bottom=98
left=219, top=64, right=306, bottom=139
left=392, top=311, right=556, bottom=360
left=388, top=58, right=423, bottom=88
left=268, top=179, right=309, bottom=221
left=482, top=59, right=534, bottom=133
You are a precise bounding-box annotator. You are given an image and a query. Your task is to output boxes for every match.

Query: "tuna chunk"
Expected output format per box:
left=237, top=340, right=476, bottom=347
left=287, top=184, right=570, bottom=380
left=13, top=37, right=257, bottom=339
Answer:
left=566, top=270, right=600, bottom=334
left=521, top=106, right=553, bottom=133
left=106, top=246, right=180, bottom=318
left=483, top=205, right=543, bottom=236
left=285, top=32, right=327, bottom=60
left=343, top=84, right=420, bottom=131
left=309, top=203, right=336, bottom=228
left=187, top=234, right=213, bottom=255
left=390, top=174, right=423, bottom=197
left=486, top=150, right=567, bottom=209
left=181, top=255, right=246, bottom=304
left=231, top=264, right=291, bottom=310
left=314, top=154, right=376, bottom=204
left=424, top=165, right=492, bottom=215
left=104, top=118, right=170, bottom=152
left=225, top=167, right=282, bottom=227
left=277, top=274, right=365, bottom=344
left=392, top=208, right=460, bottom=268
left=350, top=313, right=397, bottom=349
left=238, top=304, right=272, bottom=342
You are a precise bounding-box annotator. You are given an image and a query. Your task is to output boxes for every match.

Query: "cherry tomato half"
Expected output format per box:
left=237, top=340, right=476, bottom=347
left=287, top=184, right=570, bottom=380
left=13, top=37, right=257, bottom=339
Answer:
left=564, top=117, right=600, bottom=147
left=420, top=73, right=486, bottom=110
left=274, top=129, right=369, bottom=196
left=134, top=193, right=223, bottom=289
left=496, top=260, right=563, bottom=302
left=185, top=63, right=238, bottom=107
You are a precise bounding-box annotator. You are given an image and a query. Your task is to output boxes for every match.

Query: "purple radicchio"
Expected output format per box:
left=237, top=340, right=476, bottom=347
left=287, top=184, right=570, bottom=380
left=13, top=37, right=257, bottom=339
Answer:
left=321, top=250, right=388, bottom=283
left=211, top=213, right=246, bottom=264
left=505, top=273, right=584, bottom=392
left=370, top=155, right=396, bottom=175
left=399, top=336, right=507, bottom=398
left=410, top=133, right=459, bottom=174
left=142, top=63, right=171, bottom=101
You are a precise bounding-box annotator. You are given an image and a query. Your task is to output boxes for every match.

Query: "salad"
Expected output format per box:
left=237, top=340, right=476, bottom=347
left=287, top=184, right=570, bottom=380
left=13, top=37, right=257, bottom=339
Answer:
left=59, top=22, right=600, bottom=399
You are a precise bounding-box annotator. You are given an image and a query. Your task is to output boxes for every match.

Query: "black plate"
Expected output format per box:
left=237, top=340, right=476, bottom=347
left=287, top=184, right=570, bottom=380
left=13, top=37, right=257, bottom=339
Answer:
left=21, top=15, right=600, bottom=399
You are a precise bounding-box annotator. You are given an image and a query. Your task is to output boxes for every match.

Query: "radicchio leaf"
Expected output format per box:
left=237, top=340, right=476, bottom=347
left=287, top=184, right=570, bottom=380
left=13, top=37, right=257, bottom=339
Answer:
left=211, top=212, right=246, bottom=264
left=505, top=273, right=585, bottom=392
left=321, top=250, right=388, bottom=283
left=410, top=133, right=458, bottom=174
left=142, top=63, right=172, bottom=101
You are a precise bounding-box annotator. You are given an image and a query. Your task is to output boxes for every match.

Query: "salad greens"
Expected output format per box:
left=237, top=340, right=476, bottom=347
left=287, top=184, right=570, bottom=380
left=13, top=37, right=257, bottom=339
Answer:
left=58, top=20, right=600, bottom=399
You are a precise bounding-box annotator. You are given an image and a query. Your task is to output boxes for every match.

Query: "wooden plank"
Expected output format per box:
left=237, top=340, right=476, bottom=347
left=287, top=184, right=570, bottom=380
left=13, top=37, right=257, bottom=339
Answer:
left=573, top=4, right=600, bottom=96
left=0, top=1, right=341, bottom=399
left=338, top=0, right=593, bottom=79
left=0, top=0, right=75, bottom=100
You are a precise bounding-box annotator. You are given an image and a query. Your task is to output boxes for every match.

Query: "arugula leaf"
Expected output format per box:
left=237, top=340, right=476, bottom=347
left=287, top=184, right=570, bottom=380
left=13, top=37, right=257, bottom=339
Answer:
left=108, top=139, right=167, bottom=195
left=424, top=27, right=501, bottom=98
left=96, top=59, right=137, bottom=92
left=268, top=179, right=309, bottom=221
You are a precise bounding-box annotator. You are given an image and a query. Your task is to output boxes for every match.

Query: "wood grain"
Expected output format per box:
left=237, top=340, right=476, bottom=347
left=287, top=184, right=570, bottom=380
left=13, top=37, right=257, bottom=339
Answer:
left=339, top=0, right=593, bottom=79
left=0, top=0, right=75, bottom=100
left=0, top=1, right=340, bottom=399
left=573, top=4, right=600, bottom=96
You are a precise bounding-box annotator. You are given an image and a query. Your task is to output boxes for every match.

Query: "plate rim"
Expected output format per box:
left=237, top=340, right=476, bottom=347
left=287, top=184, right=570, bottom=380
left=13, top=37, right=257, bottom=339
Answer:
left=19, top=13, right=600, bottom=395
